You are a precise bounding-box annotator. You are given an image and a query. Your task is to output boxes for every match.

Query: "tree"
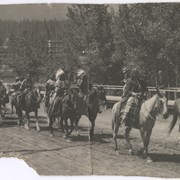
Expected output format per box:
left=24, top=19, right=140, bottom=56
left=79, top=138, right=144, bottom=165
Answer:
left=66, top=5, right=114, bottom=83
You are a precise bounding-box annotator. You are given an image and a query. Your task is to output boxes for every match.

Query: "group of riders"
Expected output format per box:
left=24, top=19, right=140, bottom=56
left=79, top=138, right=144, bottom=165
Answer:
left=0, top=66, right=167, bottom=128
left=7, top=68, right=91, bottom=118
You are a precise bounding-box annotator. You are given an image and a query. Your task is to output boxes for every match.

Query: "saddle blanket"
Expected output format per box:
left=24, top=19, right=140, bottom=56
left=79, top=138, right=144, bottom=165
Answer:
left=121, top=96, right=140, bottom=128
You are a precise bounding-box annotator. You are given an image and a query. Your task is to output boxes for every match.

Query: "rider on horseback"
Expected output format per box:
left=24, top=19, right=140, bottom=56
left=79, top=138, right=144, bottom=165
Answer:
left=123, top=67, right=130, bottom=84
left=0, top=80, right=8, bottom=102
left=12, top=76, right=23, bottom=91
left=76, top=69, right=89, bottom=100
left=44, top=73, right=56, bottom=107
left=120, top=69, right=148, bottom=127
left=49, top=68, right=69, bottom=115
left=18, top=74, right=34, bottom=106
left=75, top=69, right=89, bottom=115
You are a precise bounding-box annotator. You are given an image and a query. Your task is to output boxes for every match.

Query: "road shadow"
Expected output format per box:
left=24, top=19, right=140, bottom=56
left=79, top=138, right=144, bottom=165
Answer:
left=0, top=143, right=90, bottom=156
left=0, top=121, right=18, bottom=128
left=95, top=133, right=135, bottom=140
left=150, top=153, right=180, bottom=163
left=71, top=135, right=89, bottom=142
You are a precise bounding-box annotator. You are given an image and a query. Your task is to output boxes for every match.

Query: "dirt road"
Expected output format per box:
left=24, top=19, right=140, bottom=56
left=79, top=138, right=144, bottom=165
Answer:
left=0, top=106, right=179, bottom=177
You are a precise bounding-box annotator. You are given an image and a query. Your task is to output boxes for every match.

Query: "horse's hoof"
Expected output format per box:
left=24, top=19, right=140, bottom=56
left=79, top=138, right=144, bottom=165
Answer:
left=128, top=149, right=133, bottom=156
left=76, top=131, right=80, bottom=136
left=17, top=121, right=21, bottom=126
left=67, top=138, right=72, bottom=142
left=25, top=124, right=29, bottom=130
left=50, top=133, right=54, bottom=137
left=63, top=134, right=67, bottom=139
left=89, top=136, right=93, bottom=141
left=138, top=148, right=144, bottom=155
left=115, top=150, right=120, bottom=155
left=147, top=157, right=153, bottom=163
left=37, top=127, right=40, bottom=132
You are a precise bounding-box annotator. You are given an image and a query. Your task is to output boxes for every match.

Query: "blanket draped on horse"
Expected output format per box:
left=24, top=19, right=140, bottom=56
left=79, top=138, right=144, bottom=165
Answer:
left=120, top=96, right=141, bottom=128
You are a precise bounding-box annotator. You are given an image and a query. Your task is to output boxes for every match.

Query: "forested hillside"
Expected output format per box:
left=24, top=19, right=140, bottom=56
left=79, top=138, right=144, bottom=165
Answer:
left=0, top=3, right=179, bottom=86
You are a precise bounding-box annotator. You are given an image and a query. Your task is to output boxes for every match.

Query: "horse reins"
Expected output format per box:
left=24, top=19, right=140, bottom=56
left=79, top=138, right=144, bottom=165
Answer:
left=143, top=100, right=158, bottom=121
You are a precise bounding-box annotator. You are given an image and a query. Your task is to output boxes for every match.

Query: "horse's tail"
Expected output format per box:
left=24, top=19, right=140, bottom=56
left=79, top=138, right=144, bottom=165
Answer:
left=168, top=110, right=178, bottom=135
left=112, top=117, right=114, bottom=131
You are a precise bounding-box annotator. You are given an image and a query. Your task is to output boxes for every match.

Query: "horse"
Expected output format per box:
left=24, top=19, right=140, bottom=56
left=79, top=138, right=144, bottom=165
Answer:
left=47, top=87, right=79, bottom=138
left=168, top=98, right=180, bottom=144
left=0, top=86, right=9, bottom=118
left=112, top=89, right=169, bottom=162
left=75, top=85, right=107, bottom=140
left=10, top=91, right=19, bottom=114
left=15, top=86, right=42, bottom=131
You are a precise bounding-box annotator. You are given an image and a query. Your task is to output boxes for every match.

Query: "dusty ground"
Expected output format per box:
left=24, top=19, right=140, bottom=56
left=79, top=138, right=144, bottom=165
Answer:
left=0, top=104, right=179, bottom=177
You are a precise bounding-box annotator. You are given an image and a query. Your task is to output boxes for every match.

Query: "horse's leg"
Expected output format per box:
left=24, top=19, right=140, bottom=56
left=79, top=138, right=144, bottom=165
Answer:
left=17, top=109, right=23, bottom=126
left=112, top=117, right=120, bottom=153
left=124, top=126, right=133, bottom=155
left=64, top=119, right=69, bottom=136
left=139, top=127, right=146, bottom=155
left=11, top=101, right=14, bottom=114
left=74, top=115, right=81, bottom=136
left=89, top=115, right=96, bottom=141
left=67, top=116, right=75, bottom=137
left=57, top=117, right=62, bottom=136
left=59, top=116, right=66, bottom=138
left=49, top=116, right=55, bottom=137
left=144, top=129, right=153, bottom=163
left=25, top=112, right=30, bottom=130
left=35, top=110, right=40, bottom=132
left=0, top=104, right=5, bottom=118
left=47, top=116, right=50, bottom=126
left=178, top=116, right=180, bottom=144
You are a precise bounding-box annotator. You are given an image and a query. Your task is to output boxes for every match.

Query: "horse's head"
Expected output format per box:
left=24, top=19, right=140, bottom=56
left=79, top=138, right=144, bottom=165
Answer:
left=30, top=86, right=42, bottom=104
left=156, top=89, right=169, bottom=119
left=67, top=86, right=79, bottom=111
left=91, top=85, right=107, bottom=112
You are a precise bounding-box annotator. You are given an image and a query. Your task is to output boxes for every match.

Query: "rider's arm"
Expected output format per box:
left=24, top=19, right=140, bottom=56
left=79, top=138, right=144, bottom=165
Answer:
left=123, top=79, right=136, bottom=97
left=19, top=80, right=25, bottom=91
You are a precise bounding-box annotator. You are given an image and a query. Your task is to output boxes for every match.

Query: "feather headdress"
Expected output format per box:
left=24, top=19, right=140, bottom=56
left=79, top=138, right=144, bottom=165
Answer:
left=56, top=68, right=64, bottom=80
left=76, top=69, right=85, bottom=78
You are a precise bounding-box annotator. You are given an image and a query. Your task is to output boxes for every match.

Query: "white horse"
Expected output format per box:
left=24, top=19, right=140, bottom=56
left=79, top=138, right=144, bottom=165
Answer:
left=168, top=98, right=180, bottom=144
left=112, top=90, right=169, bottom=162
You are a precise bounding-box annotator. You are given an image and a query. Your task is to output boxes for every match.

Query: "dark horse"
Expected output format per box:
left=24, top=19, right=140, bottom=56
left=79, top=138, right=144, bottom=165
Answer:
left=75, top=85, right=107, bottom=140
left=47, top=87, right=79, bottom=138
left=0, top=86, right=9, bottom=118
left=15, top=87, right=42, bottom=131
left=168, top=98, right=180, bottom=144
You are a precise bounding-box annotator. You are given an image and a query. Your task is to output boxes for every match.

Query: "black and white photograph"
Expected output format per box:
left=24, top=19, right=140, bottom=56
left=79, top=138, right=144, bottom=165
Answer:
left=0, top=1, right=179, bottom=178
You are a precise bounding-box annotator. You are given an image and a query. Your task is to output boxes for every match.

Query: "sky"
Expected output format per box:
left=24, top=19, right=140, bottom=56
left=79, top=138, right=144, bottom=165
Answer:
left=0, top=4, right=120, bottom=21
left=0, top=4, right=69, bottom=20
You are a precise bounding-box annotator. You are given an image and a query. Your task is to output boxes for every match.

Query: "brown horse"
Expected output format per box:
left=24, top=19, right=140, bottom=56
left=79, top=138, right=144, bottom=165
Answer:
left=75, top=85, right=107, bottom=140
left=112, top=90, right=169, bottom=162
left=168, top=98, right=180, bottom=144
left=0, top=86, right=9, bottom=118
left=15, top=87, right=42, bottom=131
left=47, top=87, right=79, bottom=138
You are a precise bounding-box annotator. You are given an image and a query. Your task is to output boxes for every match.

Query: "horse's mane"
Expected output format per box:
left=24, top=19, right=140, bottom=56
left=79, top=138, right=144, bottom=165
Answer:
left=89, top=88, right=98, bottom=103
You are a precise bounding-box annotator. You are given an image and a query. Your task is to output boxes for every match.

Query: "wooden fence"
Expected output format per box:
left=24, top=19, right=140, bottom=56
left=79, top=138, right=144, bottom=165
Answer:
left=5, top=83, right=180, bottom=109
left=103, top=85, right=180, bottom=108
